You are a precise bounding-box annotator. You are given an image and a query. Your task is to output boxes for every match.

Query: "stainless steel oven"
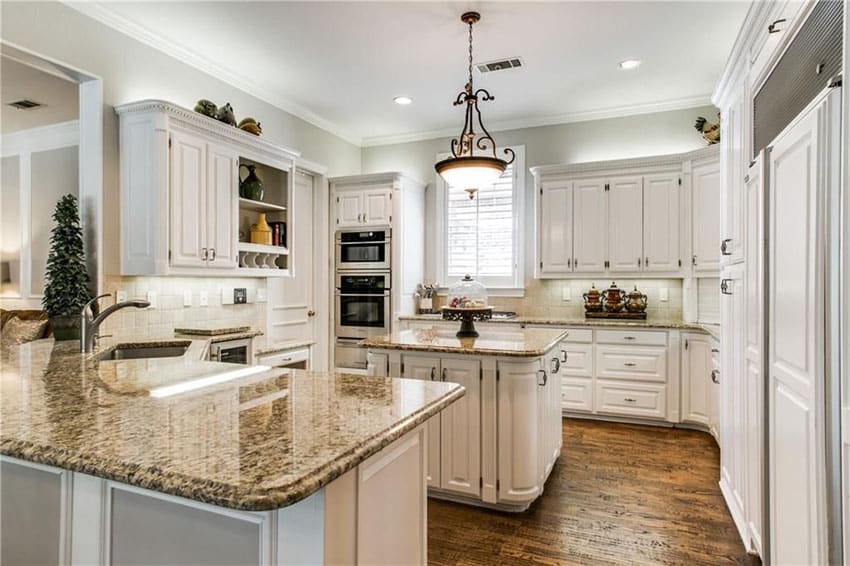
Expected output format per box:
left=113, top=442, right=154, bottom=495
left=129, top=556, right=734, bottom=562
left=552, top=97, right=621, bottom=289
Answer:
left=334, top=272, right=391, bottom=339
left=335, top=229, right=391, bottom=271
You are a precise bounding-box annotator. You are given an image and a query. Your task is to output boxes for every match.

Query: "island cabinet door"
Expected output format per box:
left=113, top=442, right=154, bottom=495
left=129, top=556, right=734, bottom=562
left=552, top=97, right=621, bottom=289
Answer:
left=403, top=356, right=442, bottom=488
left=497, top=359, right=541, bottom=504
left=439, top=358, right=481, bottom=497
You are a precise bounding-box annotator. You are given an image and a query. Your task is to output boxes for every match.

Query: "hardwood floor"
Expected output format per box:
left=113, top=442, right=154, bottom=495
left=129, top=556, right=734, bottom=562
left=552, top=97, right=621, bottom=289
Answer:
left=428, top=418, right=760, bottom=566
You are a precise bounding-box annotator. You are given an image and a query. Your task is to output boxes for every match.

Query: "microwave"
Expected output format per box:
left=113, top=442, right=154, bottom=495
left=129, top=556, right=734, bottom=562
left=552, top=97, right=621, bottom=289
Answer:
left=335, top=229, right=391, bottom=271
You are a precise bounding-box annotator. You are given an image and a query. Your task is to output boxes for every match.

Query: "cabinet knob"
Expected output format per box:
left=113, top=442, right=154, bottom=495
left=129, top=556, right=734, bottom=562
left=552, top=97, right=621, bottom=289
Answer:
left=307, top=309, right=316, bottom=317
left=711, top=369, right=720, bottom=384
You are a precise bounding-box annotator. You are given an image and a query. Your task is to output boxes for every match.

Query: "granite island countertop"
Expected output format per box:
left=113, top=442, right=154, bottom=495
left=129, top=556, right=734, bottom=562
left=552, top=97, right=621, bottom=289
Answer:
left=362, top=327, right=569, bottom=357
left=0, top=338, right=464, bottom=511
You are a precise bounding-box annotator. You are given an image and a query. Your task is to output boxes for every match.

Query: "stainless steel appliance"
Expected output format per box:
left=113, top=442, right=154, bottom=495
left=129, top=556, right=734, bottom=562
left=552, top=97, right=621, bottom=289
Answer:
left=208, top=338, right=252, bottom=364
left=335, top=229, right=391, bottom=271
left=334, top=272, right=390, bottom=370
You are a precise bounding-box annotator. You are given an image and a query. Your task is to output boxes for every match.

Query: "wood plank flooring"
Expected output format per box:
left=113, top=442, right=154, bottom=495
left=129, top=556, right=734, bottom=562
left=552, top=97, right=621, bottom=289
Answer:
left=428, top=418, right=760, bottom=566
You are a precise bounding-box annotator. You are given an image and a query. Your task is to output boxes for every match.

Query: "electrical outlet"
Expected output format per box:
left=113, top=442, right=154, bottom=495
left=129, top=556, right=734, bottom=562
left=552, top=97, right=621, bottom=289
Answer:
left=199, top=291, right=209, bottom=307
left=234, top=288, right=247, bottom=304
left=116, top=290, right=128, bottom=303
left=145, top=291, right=157, bottom=309
left=183, top=290, right=193, bottom=307
left=255, top=288, right=267, bottom=303
left=561, top=286, right=571, bottom=301
left=659, top=288, right=669, bottom=302
left=221, top=287, right=234, bottom=306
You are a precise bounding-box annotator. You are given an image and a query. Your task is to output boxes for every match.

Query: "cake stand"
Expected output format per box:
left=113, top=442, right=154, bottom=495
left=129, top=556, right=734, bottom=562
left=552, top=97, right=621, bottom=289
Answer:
left=441, top=306, right=494, bottom=338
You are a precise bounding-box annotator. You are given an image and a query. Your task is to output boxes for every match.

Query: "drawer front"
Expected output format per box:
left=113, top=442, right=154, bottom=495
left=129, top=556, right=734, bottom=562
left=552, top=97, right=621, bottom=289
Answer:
left=595, top=345, right=667, bottom=383
left=595, top=329, right=667, bottom=346
left=258, top=348, right=310, bottom=366
left=561, top=328, right=593, bottom=343
left=561, top=378, right=593, bottom=412
left=558, top=343, right=593, bottom=378
left=595, top=382, right=667, bottom=420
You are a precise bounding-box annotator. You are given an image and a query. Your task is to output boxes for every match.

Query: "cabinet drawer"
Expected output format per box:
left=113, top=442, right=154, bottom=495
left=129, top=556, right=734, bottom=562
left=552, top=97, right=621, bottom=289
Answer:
left=257, top=348, right=310, bottom=367
left=596, top=329, right=667, bottom=346
left=594, top=382, right=667, bottom=420
left=561, top=328, right=593, bottom=343
left=595, top=345, right=667, bottom=383
left=561, top=378, right=593, bottom=413
left=558, top=343, right=593, bottom=378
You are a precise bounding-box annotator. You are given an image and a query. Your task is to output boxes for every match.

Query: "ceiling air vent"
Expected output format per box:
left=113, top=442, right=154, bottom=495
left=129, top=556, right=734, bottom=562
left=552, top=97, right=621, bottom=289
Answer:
left=7, top=99, right=43, bottom=110
left=477, top=58, right=523, bottom=74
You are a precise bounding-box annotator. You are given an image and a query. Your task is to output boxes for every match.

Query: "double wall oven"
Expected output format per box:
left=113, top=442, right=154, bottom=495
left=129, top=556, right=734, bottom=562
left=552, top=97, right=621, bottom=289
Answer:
left=334, top=229, right=392, bottom=370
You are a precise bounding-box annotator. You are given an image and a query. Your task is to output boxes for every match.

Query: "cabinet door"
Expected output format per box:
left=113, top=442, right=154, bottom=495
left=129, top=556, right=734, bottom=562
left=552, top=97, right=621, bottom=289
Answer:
left=642, top=173, right=680, bottom=272
left=692, top=160, right=721, bottom=273
left=169, top=130, right=207, bottom=267
left=572, top=178, right=606, bottom=272
left=363, top=189, right=392, bottom=226
left=709, top=345, right=720, bottom=441
left=721, top=91, right=745, bottom=265
left=402, top=356, right=442, bottom=489
left=539, top=180, right=573, bottom=274
left=497, top=360, right=541, bottom=503
left=205, top=144, right=238, bottom=269
left=439, top=358, right=481, bottom=497
left=336, top=192, right=362, bottom=228
left=607, top=176, right=643, bottom=272
left=681, top=334, right=711, bottom=427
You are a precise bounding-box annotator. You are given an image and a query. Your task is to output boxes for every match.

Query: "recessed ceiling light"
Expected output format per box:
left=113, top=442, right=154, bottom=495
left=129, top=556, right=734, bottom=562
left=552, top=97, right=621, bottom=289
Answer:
left=618, top=59, right=641, bottom=70
left=394, top=96, right=413, bottom=105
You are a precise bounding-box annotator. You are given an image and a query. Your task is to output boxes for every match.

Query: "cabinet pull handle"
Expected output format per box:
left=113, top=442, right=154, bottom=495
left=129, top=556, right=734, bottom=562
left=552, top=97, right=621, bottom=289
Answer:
left=711, top=369, right=720, bottom=384
left=711, top=348, right=720, bottom=353
left=645, top=257, right=649, bottom=267
left=537, top=369, right=548, bottom=386
left=637, top=257, right=642, bottom=267
left=210, top=248, right=216, bottom=262
left=623, top=336, right=636, bottom=341
left=624, top=362, right=637, bottom=367
left=201, top=247, right=208, bottom=260
left=567, top=258, right=571, bottom=268
left=441, top=368, right=447, bottom=382
left=561, top=349, right=568, bottom=363
left=721, top=279, right=733, bottom=295
left=624, top=397, right=637, bottom=403
left=768, top=18, right=786, bottom=33
left=430, top=367, right=436, bottom=381
left=551, top=357, right=561, bottom=373
left=721, top=239, right=732, bottom=255
left=692, top=254, right=697, bottom=267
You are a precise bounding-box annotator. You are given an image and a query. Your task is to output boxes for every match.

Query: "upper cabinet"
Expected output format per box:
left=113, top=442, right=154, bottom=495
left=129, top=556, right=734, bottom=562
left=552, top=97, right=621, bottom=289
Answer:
left=333, top=183, right=392, bottom=228
left=533, top=147, right=719, bottom=279
left=116, top=100, right=301, bottom=277
left=691, top=159, right=722, bottom=273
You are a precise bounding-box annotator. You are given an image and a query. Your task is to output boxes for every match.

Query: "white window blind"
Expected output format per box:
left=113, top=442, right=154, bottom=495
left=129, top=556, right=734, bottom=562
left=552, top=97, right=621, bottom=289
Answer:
left=445, top=162, right=516, bottom=283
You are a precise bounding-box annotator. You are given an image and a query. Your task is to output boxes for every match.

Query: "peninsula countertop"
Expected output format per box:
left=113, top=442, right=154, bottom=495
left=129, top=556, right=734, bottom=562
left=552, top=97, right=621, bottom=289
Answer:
left=362, top=327, right=569, bottom=357
left=0, top=337, right=464, bottom=511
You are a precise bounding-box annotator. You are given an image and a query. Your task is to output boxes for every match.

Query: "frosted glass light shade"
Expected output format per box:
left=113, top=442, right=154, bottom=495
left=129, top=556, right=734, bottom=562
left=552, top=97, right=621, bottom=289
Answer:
left=435, top=156, right=506, bottom=191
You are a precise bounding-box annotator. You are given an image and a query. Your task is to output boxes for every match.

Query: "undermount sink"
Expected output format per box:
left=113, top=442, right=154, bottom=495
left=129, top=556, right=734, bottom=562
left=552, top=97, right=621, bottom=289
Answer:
left=97, top=341, right=191, bottom=361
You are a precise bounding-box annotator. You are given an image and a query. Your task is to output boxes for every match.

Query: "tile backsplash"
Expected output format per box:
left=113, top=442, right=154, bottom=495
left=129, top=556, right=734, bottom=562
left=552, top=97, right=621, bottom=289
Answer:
left=437, top=278, right=683, bottom=321
left=100, top=275, right=266, bottom=338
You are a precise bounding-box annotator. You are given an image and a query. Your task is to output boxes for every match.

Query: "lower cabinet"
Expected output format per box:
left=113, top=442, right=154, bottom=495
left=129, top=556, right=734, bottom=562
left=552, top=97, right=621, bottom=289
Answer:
left=369, top=349, right=562, bottom=511
left=681, top=333, right=712, bottom=427
left=595, top=381, right=667, bottom=420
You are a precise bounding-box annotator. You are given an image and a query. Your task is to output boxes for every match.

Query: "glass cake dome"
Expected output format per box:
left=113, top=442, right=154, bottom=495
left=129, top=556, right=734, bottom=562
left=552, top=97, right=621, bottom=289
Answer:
left=446, top=274, right=488, bottom=309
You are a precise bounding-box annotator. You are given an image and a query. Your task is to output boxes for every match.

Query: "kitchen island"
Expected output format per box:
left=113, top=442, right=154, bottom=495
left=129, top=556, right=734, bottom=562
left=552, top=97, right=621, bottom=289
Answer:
left=0, top=337, right=464, bottom=566
left=363, top=326, right=567, bottom=511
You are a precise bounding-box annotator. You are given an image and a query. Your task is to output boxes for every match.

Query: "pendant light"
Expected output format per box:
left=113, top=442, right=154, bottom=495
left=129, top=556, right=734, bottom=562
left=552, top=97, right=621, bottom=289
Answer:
left=435, top=11, right=515, bottom=199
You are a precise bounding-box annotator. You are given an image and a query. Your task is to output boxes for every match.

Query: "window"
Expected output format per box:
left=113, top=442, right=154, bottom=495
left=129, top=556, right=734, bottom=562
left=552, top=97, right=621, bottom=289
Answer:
left=436, top=145, right=525, bottom=291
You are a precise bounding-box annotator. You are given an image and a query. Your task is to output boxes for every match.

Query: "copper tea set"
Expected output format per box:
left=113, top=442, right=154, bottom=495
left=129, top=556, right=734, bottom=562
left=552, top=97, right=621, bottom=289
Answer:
left=583, top=282, right=647, bottom=319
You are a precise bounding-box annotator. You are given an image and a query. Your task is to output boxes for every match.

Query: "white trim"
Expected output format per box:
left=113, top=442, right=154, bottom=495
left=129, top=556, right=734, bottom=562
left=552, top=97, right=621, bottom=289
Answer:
left=362, top=95, right=713, bottom=147
left=1, top=120, right=79, bottom=156
left=65, top=1, right=363, bottom=147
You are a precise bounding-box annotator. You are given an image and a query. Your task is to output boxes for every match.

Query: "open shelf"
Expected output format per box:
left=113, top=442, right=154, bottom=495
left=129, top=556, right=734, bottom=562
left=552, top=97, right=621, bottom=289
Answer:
left=237, top=242, right=289, bottom=255
left=238, top=198, right=287, bottom=213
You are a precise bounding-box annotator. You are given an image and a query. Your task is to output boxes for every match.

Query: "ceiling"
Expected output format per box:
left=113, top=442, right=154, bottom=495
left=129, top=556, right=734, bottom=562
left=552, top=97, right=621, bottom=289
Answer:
left=71, top=1, right=749, bottom=146
left=1, top=56, right=79, bottom=134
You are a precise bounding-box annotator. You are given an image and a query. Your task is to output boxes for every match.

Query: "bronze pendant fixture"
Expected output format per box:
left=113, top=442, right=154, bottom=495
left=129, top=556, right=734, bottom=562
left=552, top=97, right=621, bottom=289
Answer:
left=435, top=11, right=515, bottom=199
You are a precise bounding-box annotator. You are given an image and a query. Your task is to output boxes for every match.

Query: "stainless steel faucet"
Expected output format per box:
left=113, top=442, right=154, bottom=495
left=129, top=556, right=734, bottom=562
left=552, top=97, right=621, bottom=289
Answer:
left=81, top=293, right=151, bottom=353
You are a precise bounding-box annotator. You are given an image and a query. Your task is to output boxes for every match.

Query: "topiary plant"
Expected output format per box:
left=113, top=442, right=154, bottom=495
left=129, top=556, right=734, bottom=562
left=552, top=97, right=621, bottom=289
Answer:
left=42, top=194, right=92, bottom=340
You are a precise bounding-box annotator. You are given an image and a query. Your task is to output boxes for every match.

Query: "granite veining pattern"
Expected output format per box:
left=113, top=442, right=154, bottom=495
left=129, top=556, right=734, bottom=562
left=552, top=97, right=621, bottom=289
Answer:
left=362, top=327, right=569, bottom=357
left=253, top=338, right=315, bottom=357
left=0, top=338, right=464, bottom=511
left=173, top=324, right=253, bottom=336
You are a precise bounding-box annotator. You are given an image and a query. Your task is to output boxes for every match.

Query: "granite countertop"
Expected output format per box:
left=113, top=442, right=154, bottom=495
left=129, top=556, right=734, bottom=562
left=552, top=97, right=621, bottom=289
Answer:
left=253, top=338, right=315, bottom=357
left=362, top=327, right=569, bottom=357
left=0, top=337, right=464, bottom=511
left=173, top=324, right=253, bottom=336
left=399, top=314, right=721, bottom=339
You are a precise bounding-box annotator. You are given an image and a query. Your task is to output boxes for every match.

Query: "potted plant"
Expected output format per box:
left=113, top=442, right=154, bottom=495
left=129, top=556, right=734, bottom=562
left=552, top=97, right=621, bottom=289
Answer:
left=42, top=194, right=92, bottom=341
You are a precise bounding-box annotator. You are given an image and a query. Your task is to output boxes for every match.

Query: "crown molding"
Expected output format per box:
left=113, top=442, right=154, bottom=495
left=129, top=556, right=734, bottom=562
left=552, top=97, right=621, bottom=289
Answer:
left=361, top=95, right=714, bottom=147
left=64, top=1, right=363, bottom=147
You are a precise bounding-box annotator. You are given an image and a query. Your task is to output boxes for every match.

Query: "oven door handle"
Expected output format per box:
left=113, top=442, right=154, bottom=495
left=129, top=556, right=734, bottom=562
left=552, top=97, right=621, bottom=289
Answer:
left=335, top=291, right=391, bottom=297
left=336, top=240, right=391, bottom=246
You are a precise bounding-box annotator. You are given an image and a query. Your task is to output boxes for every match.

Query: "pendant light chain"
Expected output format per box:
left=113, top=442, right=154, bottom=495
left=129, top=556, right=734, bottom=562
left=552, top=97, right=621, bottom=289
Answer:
left=467, top=19, right=474, bottom=90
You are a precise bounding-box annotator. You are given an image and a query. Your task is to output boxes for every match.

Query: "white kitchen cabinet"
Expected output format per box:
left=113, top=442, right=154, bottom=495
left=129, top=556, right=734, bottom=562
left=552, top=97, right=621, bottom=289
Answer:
left=594, top=381, right=667, bottom=420
left=681, top=333, right=711, bottom=427
left=206, top=143, right=239, bottom=269
left=363, top=188, right=393, bottom=225
left=572, top=178, right=607, bottom=273
left=402, top=356, right=443, bottom=489
left=607, top=176, right=644, bottom=272
left=558, top=341, right=593, bottom=413
left=333, top=186, right=392, bottom=227
left=335, top=191, right=362, bottom=228
left=438, top=358, right=481, bottom=497
left=708, top=340, right=720, bottom=441
left=169, top=129, right=208, bottom=268
left=642, top=173, right=680, bottom=272
left=539, top=180, right=573, bottom=274
left=691, top=159, right=721, bottom=273
left=720, top=88, right=746, bottom=266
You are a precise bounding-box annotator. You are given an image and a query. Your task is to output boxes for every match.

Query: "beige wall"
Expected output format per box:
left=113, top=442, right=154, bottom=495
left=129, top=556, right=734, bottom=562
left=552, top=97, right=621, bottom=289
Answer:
left=362, top=104, right=719, bottom=287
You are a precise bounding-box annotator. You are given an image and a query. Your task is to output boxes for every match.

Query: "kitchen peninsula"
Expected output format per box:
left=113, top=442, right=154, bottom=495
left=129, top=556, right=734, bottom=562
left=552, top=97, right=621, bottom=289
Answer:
left=0, top=337, right=464, bottom=566
left=363, top=326, right=567, bottom=511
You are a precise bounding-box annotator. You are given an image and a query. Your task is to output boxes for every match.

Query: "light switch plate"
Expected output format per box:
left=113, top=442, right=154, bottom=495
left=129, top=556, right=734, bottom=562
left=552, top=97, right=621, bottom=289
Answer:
left=183, top=290, right=193, bottom=307
left=199, top=291, right=209, bottom=307
left=221, top=287, right=234, bottom=305
left=561, top=286, right=571, bottom=301
left=659, top=288, right=669, bottom=302
left=116, top=290, right=128, bottom=303
left=145, top=291, right=157, bottom=309
left=255, top=288, right=267, bottom=303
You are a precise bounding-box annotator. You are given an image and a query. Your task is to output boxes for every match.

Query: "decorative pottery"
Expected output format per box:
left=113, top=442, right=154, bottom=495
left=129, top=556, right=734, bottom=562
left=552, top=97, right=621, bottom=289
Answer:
left=239, top=121, right=262, bottom=136
left=193, top=99, right=217, bottom=118
left=215, top=102, right=237, bottom=126
left=239, top=164, right=265, bottom=201
left=601, top=282, right=626, bottom=313
left=250, top=213, right=272, bottom=245
left=49, top=315, right=81, bottom=342
left=582, top=284, right=603, bottom=313
left=625, top=286, right=648, bottom=313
